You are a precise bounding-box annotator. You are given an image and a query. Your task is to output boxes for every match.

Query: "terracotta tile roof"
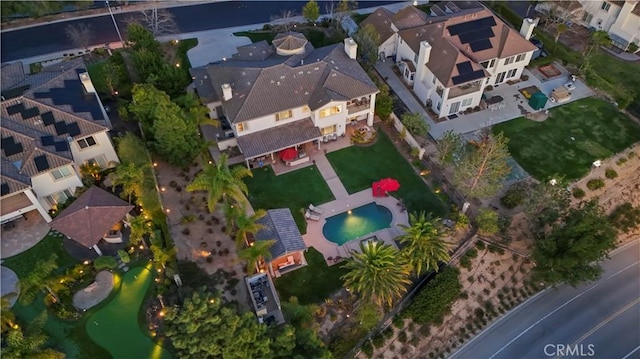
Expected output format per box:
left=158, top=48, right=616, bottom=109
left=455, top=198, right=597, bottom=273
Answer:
left=391, top=6, right=429, bottom=30
left=50, top=186, right=134, bottom=248
left=1, top=62, right=25, bottom=91
left=273, top=32, right=308, bottom=52
left=235, top=118, right=321, bottom=159
left=199, top=37, right=377, bottom=124
left=255, top=208, right=306, bottom=260
left=0, top=158, right=30, bottom=197
left=360, top=7, right=395, bottom=42
left=633, top=2, right=640, bottom=16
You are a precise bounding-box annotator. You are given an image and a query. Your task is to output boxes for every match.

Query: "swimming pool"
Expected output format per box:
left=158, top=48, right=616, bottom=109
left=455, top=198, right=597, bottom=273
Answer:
left=322, top=203, right=393, bottom=245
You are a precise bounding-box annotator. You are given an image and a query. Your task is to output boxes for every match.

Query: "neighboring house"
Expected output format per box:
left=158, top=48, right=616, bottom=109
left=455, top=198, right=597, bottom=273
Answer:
left=50, top=186, right=133, bottom=256
left=190, top=32, right=379, bottom=164
left=363, top=1, right=538, bottom=118
left=539, top=0, right=639, bottom=51
left=1, top=59, right=119, bottom=225
left=254, top=208, right=308, bottom=277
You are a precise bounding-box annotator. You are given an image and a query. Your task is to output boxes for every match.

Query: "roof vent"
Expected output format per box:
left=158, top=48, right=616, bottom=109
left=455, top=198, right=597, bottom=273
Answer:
left=79, top=72, right=96, bottom=94
left=222, top=83, right=232, bottom=101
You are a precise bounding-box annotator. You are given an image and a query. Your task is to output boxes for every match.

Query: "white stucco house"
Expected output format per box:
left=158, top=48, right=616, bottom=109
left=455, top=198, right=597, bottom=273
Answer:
left=190, top=32, right=379, bottom=166
left=362, top=1, right=538, bottom=118
left=1, top=59, right=119, bottom=225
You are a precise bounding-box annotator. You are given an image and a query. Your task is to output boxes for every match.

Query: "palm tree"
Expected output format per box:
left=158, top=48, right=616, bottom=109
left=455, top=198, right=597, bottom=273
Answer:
left=111, top=162, right=147, bottom=203
left=554, top=23, right=568, bottom=44
left=397, top=211, right=451, bottom=277
left=128, top=214, right=153, bottom=247
left=222, top=201, right=244, bottom=234
left=234, top=208, right=266, bottom=249
left=238, top=240, right=275, bottom=275
left=19, top=254, right=59, bottom=305
left=186, top=154, right=253, bottom=213
left=79, top=162, right=102, bottom=186
left=341, top=241, right=411, bottom=308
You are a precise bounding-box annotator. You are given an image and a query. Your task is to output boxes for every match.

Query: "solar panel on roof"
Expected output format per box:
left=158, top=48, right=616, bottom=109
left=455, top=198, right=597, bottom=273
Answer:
left=21, top=107, right=40, bottom=119
left=451, top=70, right=486, bottom=85
left=41, top=135, right=55, bottom=146
left=1, top=136, right=13, bottom=149
left=6, top=103, right=25, bottom=115
left=54, top=141, right=69, bottom=152
left=34, top=155, right=50, bottom=172
left=469, top=39, right=493, bottom=52
left=3, top=143, right=24, bottom=156
left=456, top=61, right=473, bottom=74
left=54, top=121, right=68, bottom=135
left=42, top=112, right=56, bottom=126
left=448, top=16, right=497, bottom=36
left=1, top=183, right=9, bottom=196
left=459, top=27, right=495, bottom=44
left=66, top=122, right=81, bottom=137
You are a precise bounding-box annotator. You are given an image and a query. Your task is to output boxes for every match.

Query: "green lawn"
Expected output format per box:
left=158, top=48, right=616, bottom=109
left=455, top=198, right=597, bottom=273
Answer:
left=243, top=165, right=334, bottom=234
left=493, top=98, right=640, bottom=180
left=326, top=131, right=447, bottom=216
left=3, top=231, right=78, bottom=278
left=275, top=247, right=348, bottom=305
left=233, top=31, right=277, bottom=44
left=234, top=28, right=344, bottom=48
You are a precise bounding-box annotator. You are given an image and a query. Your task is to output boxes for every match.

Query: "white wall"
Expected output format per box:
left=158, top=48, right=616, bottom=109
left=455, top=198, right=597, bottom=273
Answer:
left=70, top=131, right=119, bottom=168
left=609, top=2, right=640, bottom=47
left=314, top=101, right=349, bottom=136
left=490, top=51, right=534, bottom=85
left=234, top=105, right=315, bottom=137
left=378, top=35, right=397, bottom=59
left=395, top=37, right=417, bottom=65
left=579, top=0, right=622, bottom=31
left=440, top=90, right=484, bottom=117
left=31, top=166, right=83, bottom=211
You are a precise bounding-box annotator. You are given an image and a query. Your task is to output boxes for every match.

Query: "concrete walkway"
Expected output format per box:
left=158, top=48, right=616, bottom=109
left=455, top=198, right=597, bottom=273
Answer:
left=313, top=154, right=349, bottom=200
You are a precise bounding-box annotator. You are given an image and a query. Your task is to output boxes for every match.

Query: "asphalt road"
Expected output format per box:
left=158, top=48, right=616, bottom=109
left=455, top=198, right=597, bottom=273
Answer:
left=451, top=240, right=640, bottom=359
left=0, top=0, right=399, bottom=62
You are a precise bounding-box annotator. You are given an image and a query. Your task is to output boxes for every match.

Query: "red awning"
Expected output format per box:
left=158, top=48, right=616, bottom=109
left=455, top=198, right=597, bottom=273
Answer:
left=378, top=178, right=400, bottom=192
left=279, top=147, right=298, bottom=161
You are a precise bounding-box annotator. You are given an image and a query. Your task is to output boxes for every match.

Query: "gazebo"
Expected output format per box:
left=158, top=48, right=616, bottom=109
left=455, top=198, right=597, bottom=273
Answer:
left=50, top=186, right=134, bottom=256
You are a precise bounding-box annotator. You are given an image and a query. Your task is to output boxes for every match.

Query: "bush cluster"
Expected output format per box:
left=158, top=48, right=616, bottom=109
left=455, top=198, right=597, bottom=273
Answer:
left=403, top=267, right=461, bottom=325
left=605, top=168, right=618, bottom=179
left=586, top=179, right=605, bottom=191
left=572, top=187, right=586, bottom=199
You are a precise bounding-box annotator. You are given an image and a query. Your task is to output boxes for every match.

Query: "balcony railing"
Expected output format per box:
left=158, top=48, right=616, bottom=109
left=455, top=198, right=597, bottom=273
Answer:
left=448, top=82, right=482, bottom=99
left=347, top=101, right=371, bottom=114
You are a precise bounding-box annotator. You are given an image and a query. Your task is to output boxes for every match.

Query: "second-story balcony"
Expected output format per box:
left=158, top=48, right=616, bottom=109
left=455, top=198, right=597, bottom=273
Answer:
left=448, top=80, right=484, bottom=99
left=347, top=97, right=371, bottom=114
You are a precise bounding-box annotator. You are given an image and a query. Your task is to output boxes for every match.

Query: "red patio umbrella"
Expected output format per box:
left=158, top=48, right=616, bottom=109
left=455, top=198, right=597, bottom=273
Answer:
left=279, top=147, right=298, bottom=161
left=378, top=178, right=400, bottom=192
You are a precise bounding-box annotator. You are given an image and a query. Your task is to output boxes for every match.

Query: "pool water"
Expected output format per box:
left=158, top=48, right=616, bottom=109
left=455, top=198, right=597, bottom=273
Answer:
left=322, top=203, right=393, bottom=245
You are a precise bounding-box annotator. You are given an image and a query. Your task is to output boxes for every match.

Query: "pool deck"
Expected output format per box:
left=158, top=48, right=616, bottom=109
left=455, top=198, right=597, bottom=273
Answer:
left=303, top=149, right=409, bottom=265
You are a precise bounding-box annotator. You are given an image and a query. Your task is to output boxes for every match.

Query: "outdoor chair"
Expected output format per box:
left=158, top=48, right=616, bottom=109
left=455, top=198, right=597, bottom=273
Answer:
left=305, top=210, right=320, bottom=221
left=308, top=204, right=324, bottom=214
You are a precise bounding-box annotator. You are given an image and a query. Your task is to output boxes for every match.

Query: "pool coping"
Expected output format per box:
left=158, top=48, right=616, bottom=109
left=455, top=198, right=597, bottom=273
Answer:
left=302, top=188, right=409, bottom=266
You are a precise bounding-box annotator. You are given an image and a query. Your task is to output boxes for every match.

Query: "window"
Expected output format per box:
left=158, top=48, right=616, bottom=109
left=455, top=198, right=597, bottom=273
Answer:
left=404, top=67, right=410, bottom=78
left=87, top=154, right=108, bottom=168
left=77, top=136, right=97, bottom=149
left=45, top=189, right=73, bottom=207
left=489, top=59, right=496, bottom=68
left=319, top=105, right=342, bottom=118
left=436, top=101, right=441, bottom=111
left=414, top=54, right=418, bottom=63
left=461, top=98, right=473, bottom=107
left=582, top=12, right=593, bottom=23
left=432, top=76, right=436, bottom=84
left=321, top=125, right=337, bottom=135
left=449, top=101, right=460, bottom=115
left=410, top=73, right=415, bottom=81
left=237, top=122, right=247, bottom=132
left=601, top=2, right=610, bottom=11
left=481, top=61, right=489, bottom=68
left=507, top=69, right=517, bottom=78
left=515, top=54, right=525, bottom=62
left=50, top=166, right=73, bottom=180
left=504, top=56, right=515, bottom=65
left=275, top=110, right=292, bottom=121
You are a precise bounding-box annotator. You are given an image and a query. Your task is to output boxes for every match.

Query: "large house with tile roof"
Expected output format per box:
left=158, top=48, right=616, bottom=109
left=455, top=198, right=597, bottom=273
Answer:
left=1, top=59, right=119, bottom=225
left=572, top=0, right=639, bottom=51
left=190, top=32, right=379, bottom=164
left=362, top=1, right=538, bottom=118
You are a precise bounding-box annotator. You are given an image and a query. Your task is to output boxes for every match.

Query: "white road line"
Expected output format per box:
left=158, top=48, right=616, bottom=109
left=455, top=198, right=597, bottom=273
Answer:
left=622, top=345, right=640, bottom=359
left=487, top=260, right=640, bottom=359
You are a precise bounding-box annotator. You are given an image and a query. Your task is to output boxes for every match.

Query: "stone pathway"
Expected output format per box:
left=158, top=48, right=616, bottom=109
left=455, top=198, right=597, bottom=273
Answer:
left=313, top=154, right=349, bottom=200
left=73, top=271, right=114, bottom=311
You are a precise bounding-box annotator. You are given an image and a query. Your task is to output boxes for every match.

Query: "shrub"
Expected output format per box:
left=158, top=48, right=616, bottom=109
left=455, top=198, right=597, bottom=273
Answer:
left=572, top=187, right=586, bottom=199
left=476, top=241, right=486, bottom=250
left=500, top=182, right=528, bottom=209
left=609, top=202, right=640, bottom=233
left=616, top=157, right=628, bottom=165
left=605, top=168, right=618, bottom=179
left=94, top=256, right=117, bottom=270
left=362, top=342, right=374, bottom=358
left=459, top=248, right=478, bottom=270
left=476, top=209, right=499, bottom=236
left=586, top=179, right=605, bottom=191
left=371, top=334, right=385, bottom=349
left=403, top=267, right=461, bottom=325
left=401, top=112, right=429, bottom=137
left=398, top=331, right=408, bottom=343
left=117, top=249, right=130, bottom=264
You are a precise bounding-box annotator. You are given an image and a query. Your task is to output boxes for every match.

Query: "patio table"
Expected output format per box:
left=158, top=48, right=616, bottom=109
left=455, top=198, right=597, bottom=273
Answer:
left=486, top=95, right=504, bottom=111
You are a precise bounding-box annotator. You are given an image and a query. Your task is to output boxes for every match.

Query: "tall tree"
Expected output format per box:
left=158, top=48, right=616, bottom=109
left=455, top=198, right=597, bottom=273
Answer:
left=436, top=130, right=463, bottom=165
left=554, top=23, right=568, bottom=44
left=111, top=161, right=146, bottom=203
left=125, top=2, right=179, bottom=36
left=352, top=23, right=380, bottom=69
left=238, top=240, right=276, bottom=275
left=186, top=154, right=253, bottom=213
left=128, top=214, right=153, bottom=247
left=532, top=200, right=617, bottom=287
left=454, top=131, right=511, bottom=198
left=234, top=208, right=267, bottom=249
left=19, top=254, right=59, bottom=305
left=523, top=180, right=571, bottom=237
left=302, top=0, right=320, bottom=23
left=397, top=211, right=450, bottom=277
left=341, top=241, right=411, bottom=308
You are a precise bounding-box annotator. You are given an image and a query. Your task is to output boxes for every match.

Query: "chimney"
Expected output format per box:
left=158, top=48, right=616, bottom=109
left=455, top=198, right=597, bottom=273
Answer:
left=344, top=38, right=357, bottom=60
left=79, top=72, right=96, bottom=94
left=419, top=41, right=432, bottom=65
left=222, top=83, right=232, bottom=101
left=520, top=18, right=539, bottom=41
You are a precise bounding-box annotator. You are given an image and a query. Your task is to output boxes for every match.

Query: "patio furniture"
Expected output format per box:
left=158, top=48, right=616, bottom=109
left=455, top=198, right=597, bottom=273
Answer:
left=309, top=204, right=324, bottom=214
left=305, top=210, right=320, bottom=221
left=486, top=96, right=504, bottom=111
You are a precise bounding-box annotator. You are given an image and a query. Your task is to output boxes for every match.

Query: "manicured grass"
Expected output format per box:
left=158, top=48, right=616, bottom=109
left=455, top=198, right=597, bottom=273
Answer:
left=243, top=165, right=335, bottom=233
left=326, top=131, right=447, bottom=216
left=86, top=264, right=171, bottom=359
left=175, top=38, right=198, bottom=82
left=588, top=50, right=640, bottom=116
left=3, top=231, right=78, bottom=278
left=234, top=29, right=344, bottom=48
left=87, top=60, right=109, bottom=95
left=493, top=98, right=640, bottom=180
left=275, top=247, right=348, bottom=305
left=234, top=31, right=276, bottom=44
